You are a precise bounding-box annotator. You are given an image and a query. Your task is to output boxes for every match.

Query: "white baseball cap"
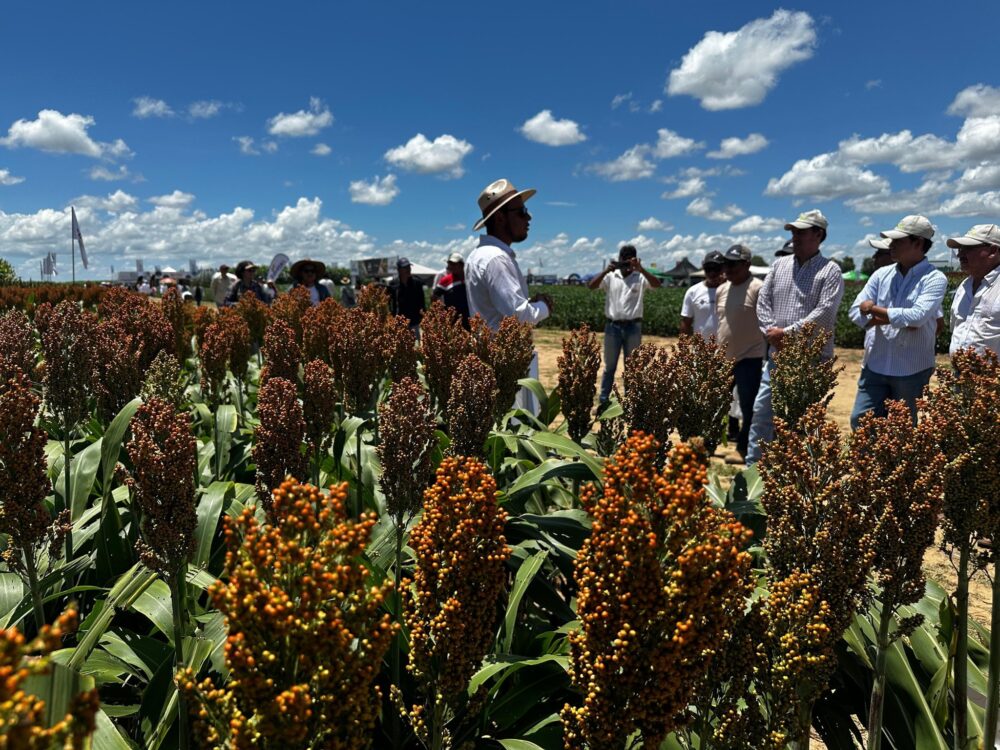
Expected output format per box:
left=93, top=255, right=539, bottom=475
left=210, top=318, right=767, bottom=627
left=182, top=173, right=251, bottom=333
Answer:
left=880, top=215, right=934, bottom=241
left=447, top=252, right=464, bottom=264
left=784, top=209, right=829, bottom=231
left=946, top=224, right=1000, bottom=249
left=868, top=237, right=891, bottom=251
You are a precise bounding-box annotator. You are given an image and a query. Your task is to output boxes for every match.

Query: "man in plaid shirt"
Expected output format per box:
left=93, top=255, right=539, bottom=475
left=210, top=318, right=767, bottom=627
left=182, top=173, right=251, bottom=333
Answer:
left=746, top=209, right=845, bottom=464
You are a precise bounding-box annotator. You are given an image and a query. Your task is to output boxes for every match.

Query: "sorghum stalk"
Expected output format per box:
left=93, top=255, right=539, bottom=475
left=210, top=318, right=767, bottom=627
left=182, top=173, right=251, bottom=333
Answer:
left=21, top=544, right=44, bottom=631
left=866, top=600, right=893, bottom=750
left=984, top=571, right=1000, bottom=750
left=170, top=561, right=191, bottom=750
left=955, top=543, right=971, bottom=750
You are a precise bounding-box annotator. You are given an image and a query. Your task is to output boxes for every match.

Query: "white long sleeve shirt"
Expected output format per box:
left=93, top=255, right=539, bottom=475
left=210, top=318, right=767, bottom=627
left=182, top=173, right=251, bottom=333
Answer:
left=951, top=265, right=1000, bottom=357
left=465, top=235, right=549, bottom=330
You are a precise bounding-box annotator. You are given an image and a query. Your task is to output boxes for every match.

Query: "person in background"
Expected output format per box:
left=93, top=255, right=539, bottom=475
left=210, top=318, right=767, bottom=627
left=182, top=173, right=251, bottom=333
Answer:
left=289, top=259, right=330, bottom=305
left=432, top=252, right=471, bottom=325
left=848, top=215, right=947, bottom=428
left=223, top=260, right=273, bottom=306
left=775, top=239, right=794, bottom=258
left=680, top=251, right=725, bottom=337
left=137, top=276, right=152, bottom=295
left=947, top=223, right=1000, bottom=357
left=340, top=276, right=357, bottom=308
left=389, top=257, right=427, bottom=337
left=587, top=244, right=662, bottom=406
left=211, top=263, right=236, bottom=306
left=194, top=284, right=203, bottom=306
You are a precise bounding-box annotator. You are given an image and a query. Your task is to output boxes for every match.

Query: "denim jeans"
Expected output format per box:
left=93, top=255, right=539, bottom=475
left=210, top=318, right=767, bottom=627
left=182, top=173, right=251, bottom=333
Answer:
left=745, top=358, right=773, bottom=466
left=849, top=366, right=933, bottom=430
left=733, top=357, right=763, bottom=457
left=599, top=320, right=642, bottom=402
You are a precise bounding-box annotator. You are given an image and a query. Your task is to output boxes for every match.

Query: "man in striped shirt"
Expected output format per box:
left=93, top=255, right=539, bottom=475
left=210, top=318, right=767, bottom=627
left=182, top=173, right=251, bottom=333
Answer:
left=848, top=215, right=947, bottom=428
left=746, top=209, right=845, bottom=464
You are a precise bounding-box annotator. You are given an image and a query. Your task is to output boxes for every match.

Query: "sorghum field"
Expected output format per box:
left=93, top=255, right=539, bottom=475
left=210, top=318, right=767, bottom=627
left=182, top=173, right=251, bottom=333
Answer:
left=1, top=283, right=999, bottom=750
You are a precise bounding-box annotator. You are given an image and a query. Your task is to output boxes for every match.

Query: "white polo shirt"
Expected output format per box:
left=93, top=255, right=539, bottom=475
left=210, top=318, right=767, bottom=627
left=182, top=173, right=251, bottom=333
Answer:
left=951, top=265, right=1000, bottom=357
left=681, top=281, right=719, bottom=337
left=601, top=270, right=649, bottom=321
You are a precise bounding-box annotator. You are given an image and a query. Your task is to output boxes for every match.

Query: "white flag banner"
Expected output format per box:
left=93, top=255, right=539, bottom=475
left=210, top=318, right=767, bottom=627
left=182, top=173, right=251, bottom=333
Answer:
left=136, top=259, right=144, bottom=274
left=267, top=253, right=290, bottom=282
left=71, top=207, right=89, bottom=269
left=48, top=252, right=58, bottom=276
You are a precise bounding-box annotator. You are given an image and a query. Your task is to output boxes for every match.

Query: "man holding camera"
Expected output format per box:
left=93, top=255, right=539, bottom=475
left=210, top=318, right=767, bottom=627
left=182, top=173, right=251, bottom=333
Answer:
left=588, top=244, right=662, bottom=406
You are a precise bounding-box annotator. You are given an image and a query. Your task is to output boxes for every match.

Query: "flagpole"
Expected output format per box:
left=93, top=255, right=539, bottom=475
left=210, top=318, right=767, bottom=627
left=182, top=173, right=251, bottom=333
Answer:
left=71, top=208, right=76, bottom=284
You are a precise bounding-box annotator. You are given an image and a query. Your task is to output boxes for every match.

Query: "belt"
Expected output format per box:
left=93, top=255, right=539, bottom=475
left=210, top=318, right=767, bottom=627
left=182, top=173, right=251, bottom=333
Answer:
left=608, top=317, right=642, bottom=324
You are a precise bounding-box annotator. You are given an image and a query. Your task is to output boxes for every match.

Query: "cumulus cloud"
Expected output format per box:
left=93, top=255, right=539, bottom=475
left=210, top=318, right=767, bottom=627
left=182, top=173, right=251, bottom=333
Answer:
left=708, top=133, right=769, bottom=159
left=637, top=217, right=674, bottom=232
left=132, top=97, right=174, bottom=118
left=188, top=100, right=224, bottom=119
left=955, top=162, right=1000, bottom=192
left=349, top=174, right=399, bottom=206
left=729, top=215, right=784, bottom=233
left=89, top=165, right=138, bottom=182
left=667, top=10, right=816, bottom=110
left=384, top=133, right=473, bottom=178
left=0, top=169, right=25, bottom=186
left=649, top=100, right=663, bottom=113
left=73, top=189, right=138, bottom=213
left=844, top=178, right=949, bottom=215
left=947, top=84, right=1000, bottom=118
left=937, top=191, right=1000, bottom=218
left=267, top=97, right=334, bottom=137
left=519, top=110, right=587, bottom=146
left=611, top=92, right=634, bottom=110
left=590, top=145, right=656, bottom=181
left=234, top=136, right=277, bottom=156
left=653, top=128, right=704, bottom=158
left=311, top=143, right=332, bottom=156
left=686, top=196, right=745, bottom=222
left=765, top=153, right=890, bottom=200
left=661, top=177, right=706, bottom=199
left=148, top=190, right=195, bottom=209
left=0, top=109, right=131, bottom=159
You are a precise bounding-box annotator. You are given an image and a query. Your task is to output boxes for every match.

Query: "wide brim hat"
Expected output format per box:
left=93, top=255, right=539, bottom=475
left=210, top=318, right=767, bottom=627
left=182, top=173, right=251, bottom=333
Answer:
left=290, top=258, right=326, bottom=281
left=473, top=178, right=536, bottom=231
left=234, top=260, right=257, bottom=276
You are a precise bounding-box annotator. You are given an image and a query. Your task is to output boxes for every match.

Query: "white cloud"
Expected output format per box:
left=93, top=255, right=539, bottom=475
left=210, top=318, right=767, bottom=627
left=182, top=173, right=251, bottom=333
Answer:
left=652, top=128, right=704, bottom=158
left=132, top=97, right=174, bottom=118
left=765, top=153, right=890, bottom=200
left=234, top=136, right=277, bottom=156
left=0, top=109, right=131, bottom=159
left=590, top=145, right=656, bottom=181
left=0, top=169, right=25, bottom=186
left=947, top=84, right=1000, bottom=118
left=311, top=143, right=332, bottom=156
left=729, top=215, right=784, bottom=233
left=937, top=191, right=1000, bottom=218
left=844, top=178, right=949, bottom=215
left=148, top=190, right=195, bottom=209
left=89, top=164, right=142, bottom=182
left=661, top=176, right=706, bottom=199
left=384, top=133, right=473, bottom=178
left=267, top=97, right=334, bottom=137
left=74, top=189, right=138, bottom=213
left=518, top=110, right=586, bottom=146
left=686, top=196, right=745, bottom=222
left=708, top=133, right=769, bottom=159
left=859, top=216, right=874, bottom=227
left=667, top=10, right=816, bottom=110
left=349, top=174, right=400, bottom=206
left=188, top=100, right=224, bottom=119
left=865, top=79, right=882, bottom=90
left=955, top=162, right=1000, bottom=192
left=637, top=217, right=674, bottom=232
left=649, top=100, right=663, bottom=113
left=611, top=92, right=633, bottom=110
left=444, top=223, right=466, bottom=231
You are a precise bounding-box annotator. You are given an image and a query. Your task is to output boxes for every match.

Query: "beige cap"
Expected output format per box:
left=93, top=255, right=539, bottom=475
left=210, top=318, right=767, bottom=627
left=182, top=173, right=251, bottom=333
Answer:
left=868, top=237, right=891, bottom=251
left=946, top=224, right=1000, bottom=249
left=473, top=178, right=536, bottom=231
left=447, top=252, right=464, bottom=264
left=784, top=209, right=829, bottom=231
left=881, top=215, right=934, bottom=241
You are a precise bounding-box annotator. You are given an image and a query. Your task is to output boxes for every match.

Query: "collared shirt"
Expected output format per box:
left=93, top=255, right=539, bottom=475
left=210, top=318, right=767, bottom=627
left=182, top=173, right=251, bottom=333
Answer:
left=389, top=277, right=426, bottom=326
left=681, top=281, right=719, bottom=337
left=951, top=264, right=1000, bottom=357
left=717, top=277, right=766, bottom=361
left=757, top=252, right=845, bottom=359
left=601, top=270, right=649, bottom=321
left=223, top=280, right=270, bottom=306
left=466, top=235, right=549, bottom=330
left=433, top=273, right=471, bottom=323
left=848, top=259, right=946, bottom=376
left=210, top=271, right=236, bottom=306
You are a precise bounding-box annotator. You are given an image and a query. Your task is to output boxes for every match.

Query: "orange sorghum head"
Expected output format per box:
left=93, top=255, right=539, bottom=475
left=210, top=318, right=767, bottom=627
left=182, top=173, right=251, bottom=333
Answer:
left=261, top=317, right=302, bottom=388
left=269, top=286, right=312, bottom=346
left=301, top=297, right=343, bottom=364
left=234, top=291, right=269, bottom=348
left=356, top=283, right=391, bottom=318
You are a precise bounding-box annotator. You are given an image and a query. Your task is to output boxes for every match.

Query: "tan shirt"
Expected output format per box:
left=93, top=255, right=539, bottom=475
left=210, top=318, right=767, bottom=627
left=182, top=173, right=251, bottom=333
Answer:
left=717, top=277, right=766, bottom=361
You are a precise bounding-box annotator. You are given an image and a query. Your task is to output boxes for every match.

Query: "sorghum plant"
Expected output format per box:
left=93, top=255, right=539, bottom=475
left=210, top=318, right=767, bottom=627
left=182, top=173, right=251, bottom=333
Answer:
left=234, top=291, right=269, bottom=351
left=621, top=344, right=674, bottom=464
left=328, top=309, right=385, bottom=414
left=179, top=479, right=396, bottom=750
left=260, top=318, right=301, bottom=387
left=97, top=286, right=172, bottom=369
left=301, top=297, right=343, bottom=363
left=140, top=351, right=185, bottom=409
left=769, top=322, right=841, bottom=430
left=0, top=609, right=99, bottom=748
left=357, top=283, right=391, bottom=317
left=489, top=316, right=535, bottom=423
left=0, top=310, right=36, bottom=385
left=302, top=359, right=339, bottom=485
left=557, top=325, right=601, bottom=444
left=446, top=354, right=497, bottom=457
left=850, top=402, right=945, bottom=750
left=667, top=334, right=733, bottom=453
left=93, top=316, right=145, bottom=422
left=190, top=305, right=217, bottom=351
left=252, top=377, right=307, bottom=515
left=269, top=286, right=312, bottom=346
left=383, top=313, right=419, bottom=382
left=220, top=309, right=253, bottom=395
left=404, top=456, right=510, bottom=749
left=161, top=287, right=193, bottom=361
left=198, top=319, right=230, bottom=407
left=420, top=300, right=472, bottom=410
left=561, top=435, right=752, bottom=750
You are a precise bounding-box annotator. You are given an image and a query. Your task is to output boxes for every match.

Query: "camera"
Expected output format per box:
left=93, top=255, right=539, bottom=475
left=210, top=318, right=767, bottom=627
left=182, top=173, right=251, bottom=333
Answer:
left=609, top=259, right=629, bottom=271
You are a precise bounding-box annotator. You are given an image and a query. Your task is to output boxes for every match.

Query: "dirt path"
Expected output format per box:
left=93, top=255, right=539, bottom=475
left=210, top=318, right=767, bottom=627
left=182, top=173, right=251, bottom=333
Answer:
left=532, top=329, right=992, bottom=628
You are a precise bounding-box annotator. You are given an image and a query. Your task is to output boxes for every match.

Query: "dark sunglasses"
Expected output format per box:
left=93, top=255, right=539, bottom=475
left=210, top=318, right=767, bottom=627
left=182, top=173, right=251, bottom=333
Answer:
left=504, top=205, right=530, bottom=218
left=704, top=265, right=724, bottom=273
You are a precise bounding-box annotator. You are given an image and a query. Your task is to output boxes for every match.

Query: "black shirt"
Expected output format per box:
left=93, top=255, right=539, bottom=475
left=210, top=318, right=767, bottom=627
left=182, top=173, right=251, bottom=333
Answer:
left=389, top=277, right=426, bottom=325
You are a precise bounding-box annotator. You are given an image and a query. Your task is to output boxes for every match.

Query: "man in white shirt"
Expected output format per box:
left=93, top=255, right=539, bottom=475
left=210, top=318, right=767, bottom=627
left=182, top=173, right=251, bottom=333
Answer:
left=947, top=223, right=1000, bottom=357
left=210, top=264, right=237, bottom=307
left=587, top=244, right=662, bottom=405
left=680, top=251, right=725, bottom=337
left=849, top=215, right=947, bottom=428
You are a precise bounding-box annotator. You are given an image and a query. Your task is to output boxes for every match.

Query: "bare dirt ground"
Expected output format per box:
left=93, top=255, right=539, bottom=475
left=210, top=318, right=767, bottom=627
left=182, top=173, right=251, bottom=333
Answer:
left=533, top=329, right=992, bottom=628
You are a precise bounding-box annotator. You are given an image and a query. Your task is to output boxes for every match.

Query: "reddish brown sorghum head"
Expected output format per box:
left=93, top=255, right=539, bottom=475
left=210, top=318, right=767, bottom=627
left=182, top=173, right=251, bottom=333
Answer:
left=302, top=359, right=338, bottom=467
left=219, top=309, right=252, bottom=385
left=97, top=286, right=173, bottom=369
left=190, top=305, right=217, bottom=351
left=561, top=435, right=752, bottom=750
left=234, top=291, right=269, bottom=349
left=140, top=351, right=185, bottom=409
left=301, top=298, right=343, bottom=363
left=269, top=286, right=312, bottom=346
left=770, top=322, right=842, bottom=430
left=622, top=343, right=674, bottom=460
left=260, top=318, right=302, bottom=387
left=0, top=609, right=98, bottom=748
left=489, top=316, right=535, bottom=423
left=420, top=300, right=472, bottom=410
left=668, top=334, right=733, bottom=453
left=0, top=310, right=37, bottom=385
left=179, top=479, right=395, bottom=750
left=123, top=398, right=197, bottom=578
left=198, top=318, right=230, bottom=405
left=93, top=316, right=145, bottom=422
left=377, top=377, right=437, bottom=522
left=253, top=377, right=307, bottom=514
left=328, top=309, right=384, bottom=414
left=405, top=457, right=510, bottom=702
left=161, top=287, right=193, bottom=361
left=383, top=313, right=419, bottom=382
left=356, top=283, right=391, bottom=317
left=557, top=326, right=601, bottom=444
left=446, top=354, right=497, bottom=457
left=38, top=300, right=97, bottom=429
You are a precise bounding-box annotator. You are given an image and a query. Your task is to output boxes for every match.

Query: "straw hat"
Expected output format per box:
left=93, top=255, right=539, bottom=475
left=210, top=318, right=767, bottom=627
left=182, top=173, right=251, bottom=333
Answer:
left=473, top=178, right=536, bottom=231
left=290, top=258, right=326, bottom=281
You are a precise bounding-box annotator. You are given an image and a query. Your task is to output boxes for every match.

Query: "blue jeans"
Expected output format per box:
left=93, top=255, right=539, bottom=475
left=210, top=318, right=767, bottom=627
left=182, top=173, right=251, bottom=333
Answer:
left=849, top=366, right=933, bottom=430
left=599, top=320, right=642, bottom=403
left=733, top=357, right=763, bottom=457
left=745, top=359, right=773, bottom=466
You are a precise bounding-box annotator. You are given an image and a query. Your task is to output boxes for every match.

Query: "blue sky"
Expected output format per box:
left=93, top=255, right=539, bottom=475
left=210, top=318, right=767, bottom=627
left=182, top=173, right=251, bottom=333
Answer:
left=2, top=0, right=1000, bottom=280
